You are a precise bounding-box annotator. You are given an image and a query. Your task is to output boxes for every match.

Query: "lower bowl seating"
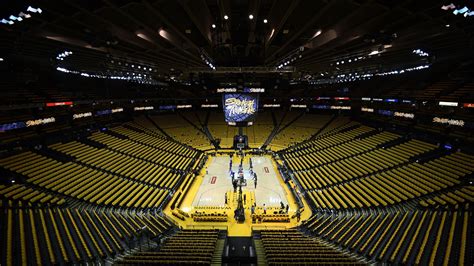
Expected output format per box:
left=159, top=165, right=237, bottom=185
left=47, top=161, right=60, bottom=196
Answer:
left=258, top=229, right=365, bottom=265
left=252, top=213, right=290, bottom=223
left=116, top=230, right=220, bottom=265
left=192, top=211, right=228, bottom=222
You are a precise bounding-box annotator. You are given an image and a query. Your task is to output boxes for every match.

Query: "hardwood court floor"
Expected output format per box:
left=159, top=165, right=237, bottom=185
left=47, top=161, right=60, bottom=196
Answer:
left=164, top=155, right=313, bottom=236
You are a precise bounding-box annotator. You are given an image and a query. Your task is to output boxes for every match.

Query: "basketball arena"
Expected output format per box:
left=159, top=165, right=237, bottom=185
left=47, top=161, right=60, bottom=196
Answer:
left=0, top=0, right=473, bottom=265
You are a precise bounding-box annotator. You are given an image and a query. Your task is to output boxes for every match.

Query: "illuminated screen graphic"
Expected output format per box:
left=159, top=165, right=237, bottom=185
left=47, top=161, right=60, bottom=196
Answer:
left=223, top=94, right=258, bottom=122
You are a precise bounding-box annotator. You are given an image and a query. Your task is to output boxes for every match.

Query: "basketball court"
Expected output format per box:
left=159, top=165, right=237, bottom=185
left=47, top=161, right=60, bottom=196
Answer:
left=164, top=153, right=312, bottom=236
left=192, top=155, right=289, bottom=208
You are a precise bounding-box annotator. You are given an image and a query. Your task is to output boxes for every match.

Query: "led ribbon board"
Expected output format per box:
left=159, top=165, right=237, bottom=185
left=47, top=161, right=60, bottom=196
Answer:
left=73, top=112, right=92, bottom=119
left=26, top=117, right=55, bottom=127
left=223, top=94, right=258, bottom=122
left=134, top=106, right=154, bottom=111
left=46, top=101, right=73, bottom=107
left=0, top=122, right=26, bottom=132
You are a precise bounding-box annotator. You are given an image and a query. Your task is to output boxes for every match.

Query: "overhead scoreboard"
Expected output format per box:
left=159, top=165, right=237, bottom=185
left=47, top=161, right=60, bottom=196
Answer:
left=222, top=92, right=258, bottom=149
left=222, top=93, right=259, bottom=124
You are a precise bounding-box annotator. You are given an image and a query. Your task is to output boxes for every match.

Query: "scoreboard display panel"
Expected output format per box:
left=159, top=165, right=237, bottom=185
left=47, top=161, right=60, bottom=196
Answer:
left=222, top=93, right=259, bottom=122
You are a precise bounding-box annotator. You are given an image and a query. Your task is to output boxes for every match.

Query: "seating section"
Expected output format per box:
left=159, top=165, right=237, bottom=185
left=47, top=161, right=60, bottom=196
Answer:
left=0, top=183, right=66, bottom=206
left=439, top=82, right=474, bottom=101
left=192, top=211, right=228, bottom=222
left=276, top=124, right=471, bottom=211
left=206, top=112, right=237, bottom=148
left=0, top=207, right=172, bottom=265
left=116, top=230, right=219, bottom=265
left=305, top=210, right=471, bottom=265
left=258, top=229, right=364, bottom=265
left=0, top=121, right=203, bottom=209
left=252, top=213, right=290, bottom=223
left=282, top=125, right=473, bottom=264
left=302, top=150, right=472, bottom=209
left=0, top=151, right=172, bottom=208
left=89, top=130, right=198, bottom=166
left=299, top=138, right=434, bottom=186
left=243, top=111, right=274, bottom=148
left=284, top=131, right=400, bottom=170
left=415, top=80, right=456, bottom=100
left=52, top=141, right=182, bottom=185
left=419, top=185, right=474, bottom=208
left=206, top=110, right=276, bottom=148
left=269, top=114, right=333, bottom=150
left=283, top=123, right=373, bottom=153
left=315, top=116, right=352, bottom=138
left=149, top=114, right=212, bottom=149
left=129, top=116, right=167, bottom=137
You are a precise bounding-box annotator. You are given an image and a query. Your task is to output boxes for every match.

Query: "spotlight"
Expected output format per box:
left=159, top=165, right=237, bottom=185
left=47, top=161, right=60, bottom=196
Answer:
left=249, top=14, right=254, bottom=20
left=445, top=24, right=450, bottom=27
left=224, top=15, right=229, bottom=20
left=263, top=19, right=268, bottom=23
left=212, top=24, right=216, bottom=28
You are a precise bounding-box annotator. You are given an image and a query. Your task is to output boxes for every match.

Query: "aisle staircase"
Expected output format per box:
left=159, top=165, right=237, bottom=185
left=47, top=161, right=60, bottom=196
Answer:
left=211, top=239, right=225, bottom=266
left=254, top=238, right=267, bottom=265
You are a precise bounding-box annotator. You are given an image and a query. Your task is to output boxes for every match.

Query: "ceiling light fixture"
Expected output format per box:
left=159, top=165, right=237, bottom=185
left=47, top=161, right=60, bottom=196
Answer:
left=27, top=6, right=42, bottom=14
left=276, top=47, right=304, bottom=69
left=1, top=6, right=41, bottom=26
left=413, top=49, right=429, bottom=57
left=158, top=28, right=171, bottom=41
left=56, top=67, right=158, bottom=85
left=312, top=29, right=322, bottom=38
left=249, top=14, right=254, bottom=20
left=56, top=51, right=72, bottom=60
left=368, top=50, right=380, bottom=56
left=224, top=15, right=229, bottom=20
left=263, top=19, right=268, bottom=23
left=441, top=3, right=456, bottom=10
left=211, top=24, right=216, bottom=29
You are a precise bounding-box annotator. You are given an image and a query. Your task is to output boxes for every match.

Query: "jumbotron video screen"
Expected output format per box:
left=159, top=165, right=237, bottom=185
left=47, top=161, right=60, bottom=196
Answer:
left=223, top=93, right=259, bottom=122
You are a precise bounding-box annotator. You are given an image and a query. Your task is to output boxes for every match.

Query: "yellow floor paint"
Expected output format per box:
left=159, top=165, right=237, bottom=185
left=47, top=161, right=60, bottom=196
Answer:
left=163, top=154, right=312, bottom=236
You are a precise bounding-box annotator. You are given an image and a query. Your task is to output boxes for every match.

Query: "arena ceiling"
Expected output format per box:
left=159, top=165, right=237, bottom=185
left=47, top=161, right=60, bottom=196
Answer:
left=1, top=0, right=473, bottom=84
